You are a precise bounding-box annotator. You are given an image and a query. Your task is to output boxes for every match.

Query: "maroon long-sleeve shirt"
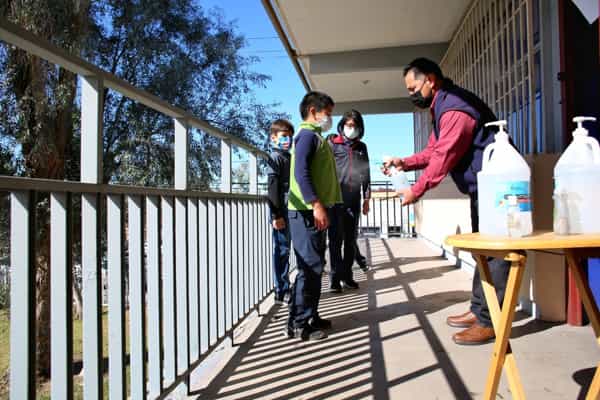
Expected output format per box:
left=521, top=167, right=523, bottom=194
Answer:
left=403, top=93, right=477, bottom=198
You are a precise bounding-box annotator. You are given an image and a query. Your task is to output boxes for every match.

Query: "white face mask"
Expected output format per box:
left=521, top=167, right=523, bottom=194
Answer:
left=343, top=126, right=359, bottom=140
left=317, top=115, right=333, bottom=132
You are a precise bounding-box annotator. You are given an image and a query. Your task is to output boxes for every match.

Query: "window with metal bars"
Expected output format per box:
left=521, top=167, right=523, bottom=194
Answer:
left=414, top=0, right=548, bottom=156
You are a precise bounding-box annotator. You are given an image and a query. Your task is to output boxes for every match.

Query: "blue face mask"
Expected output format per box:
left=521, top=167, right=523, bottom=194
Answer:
left=277, top=136, right=291, bottom=151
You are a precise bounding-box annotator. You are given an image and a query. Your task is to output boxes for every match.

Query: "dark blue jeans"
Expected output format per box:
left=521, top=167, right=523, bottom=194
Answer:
left=328, top=204, right=360, bottom=283
left=271, top=213, right=290, bottom=296
left=288, top=209, right=327, bottom=328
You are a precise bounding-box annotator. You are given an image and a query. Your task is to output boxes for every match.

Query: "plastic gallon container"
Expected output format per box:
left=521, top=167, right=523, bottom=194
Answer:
left=553, top=116, right=600, bottom=234
left=477, top=120, right=532, bottom=237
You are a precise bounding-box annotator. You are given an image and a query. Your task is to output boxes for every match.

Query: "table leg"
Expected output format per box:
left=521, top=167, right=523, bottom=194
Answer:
left=476, top=254, right=526, bottom=400
left=565, top=250, right=600, bottom=400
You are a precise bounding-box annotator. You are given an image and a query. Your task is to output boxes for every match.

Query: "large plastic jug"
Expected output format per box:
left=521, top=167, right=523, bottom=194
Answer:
left=477, top=120, right=533, bottom=237
left=553, top=116, right=600, bottom=234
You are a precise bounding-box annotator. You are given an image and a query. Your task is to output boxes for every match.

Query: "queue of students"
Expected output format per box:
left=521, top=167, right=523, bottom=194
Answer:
left=266, top=57, right=509, bottom=346
left=266, top=92, right=371, bottom=341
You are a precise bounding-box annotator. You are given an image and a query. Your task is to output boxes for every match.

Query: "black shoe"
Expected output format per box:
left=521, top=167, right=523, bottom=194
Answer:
left=359, top=264, right=370, bottom=272
left=283, top=324, right=295, bottom=339
left=299, top=325, right=328, bottom=341
left=342, top=279, right=359, bottom=290
left=274, top=292, right=285, bottom=305
left=309, top=315, right=332, bottom=330
left=329, top=282, right=342, bottom=293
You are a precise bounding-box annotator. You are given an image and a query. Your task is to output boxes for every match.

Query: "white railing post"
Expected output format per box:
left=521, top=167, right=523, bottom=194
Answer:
left=80, top=75, right=104, bottom=400
left=146, top=196, right=162, bottom=397
left=249, top=152, right=258, bottom=195
left=81, top=76, right=103, bottom=184
left=10, top=191, right=34, bottom=400
left=128, top=195, right=146, bottom=399
left=107, top=194, right=126, bottom=400
left=51, top=192, right=73, bottom=400
left=221, top=139, right=232, bottom=193
left=173, top=118, right=190, bottom=382
left=174, top=118, right=189, bottom=190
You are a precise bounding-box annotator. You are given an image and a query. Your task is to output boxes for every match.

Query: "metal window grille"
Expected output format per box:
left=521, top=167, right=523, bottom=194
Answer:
left=415, top=0, right=545, bottom=155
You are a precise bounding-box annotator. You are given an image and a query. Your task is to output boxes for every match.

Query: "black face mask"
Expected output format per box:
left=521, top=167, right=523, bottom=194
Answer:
left=410, top=82, right=433, bottom=109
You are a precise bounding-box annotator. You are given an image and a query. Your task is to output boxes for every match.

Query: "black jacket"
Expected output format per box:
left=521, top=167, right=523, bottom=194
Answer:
left=327, top=134, right=371, bottom=208
left=266, top=148, right=291, bottom=219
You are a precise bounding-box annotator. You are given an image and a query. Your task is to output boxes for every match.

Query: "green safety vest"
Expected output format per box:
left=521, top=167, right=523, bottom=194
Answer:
left=288, top=122, right=342, bottom=210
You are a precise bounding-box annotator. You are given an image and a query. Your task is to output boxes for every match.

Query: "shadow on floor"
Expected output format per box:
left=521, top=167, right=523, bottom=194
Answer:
left=573, top=367, right=596, bottom=400
left=192, top=239, right=475, bottom=399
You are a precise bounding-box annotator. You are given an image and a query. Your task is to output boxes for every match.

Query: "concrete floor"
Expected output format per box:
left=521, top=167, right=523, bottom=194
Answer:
left=190, top=238, right=600, bottom=400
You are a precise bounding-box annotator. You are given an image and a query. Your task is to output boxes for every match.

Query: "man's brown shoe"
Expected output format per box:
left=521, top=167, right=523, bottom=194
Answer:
left=446, top=311, right=477, bottom=328
left=452, top=323, right=495, bottom=345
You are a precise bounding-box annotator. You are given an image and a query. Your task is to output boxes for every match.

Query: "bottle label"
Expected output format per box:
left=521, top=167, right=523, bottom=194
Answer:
left=494, top=181, right=531, bottom=212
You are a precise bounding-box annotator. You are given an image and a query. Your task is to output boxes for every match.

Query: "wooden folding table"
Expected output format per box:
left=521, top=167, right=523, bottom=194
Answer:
left=445, top=231, right=600, bottom=400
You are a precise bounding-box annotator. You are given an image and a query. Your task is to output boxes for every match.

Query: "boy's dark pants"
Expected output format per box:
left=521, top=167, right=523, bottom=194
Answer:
left=271, top=212, right=290, bottom=296
left=288, top=209, right=327, bottom=328
left=469, top=192, right=511, bottom=327
left=328, top=204, right=360, bottom=283
left=355, top=242, right=367, bottom=267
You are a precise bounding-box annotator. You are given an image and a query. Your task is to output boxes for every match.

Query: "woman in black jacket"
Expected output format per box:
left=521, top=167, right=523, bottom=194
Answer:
left=327, top=109, right=371, bottom=292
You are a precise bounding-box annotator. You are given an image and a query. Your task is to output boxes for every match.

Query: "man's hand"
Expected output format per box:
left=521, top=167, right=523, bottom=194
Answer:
left=362, top=199, right=370, bottom=215
left=382, top=157, right=405, bottom=176
left=398, top=187, right=417, bottom=205
left=272, top=217, right=286, bottom=230
left=312, top=201, right=329, bottom=231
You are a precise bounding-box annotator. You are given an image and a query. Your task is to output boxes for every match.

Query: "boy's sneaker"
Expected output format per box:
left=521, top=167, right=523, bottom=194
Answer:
left=299, top=325, right=328, bottom=341
left=283, top=324, right=296, bottom=339
left=309, top=315, right=332, bottom=330
left=329, top=282, right=342, bottom=293
left=274, top=292, right=286, bottom=305
left=284, top=324, right=327, bottom=341
left=342, top=279, right=359, bottom=290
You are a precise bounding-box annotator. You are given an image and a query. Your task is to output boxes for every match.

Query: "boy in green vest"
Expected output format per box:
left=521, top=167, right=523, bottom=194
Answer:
left=285, top=91, right=342, bottom=341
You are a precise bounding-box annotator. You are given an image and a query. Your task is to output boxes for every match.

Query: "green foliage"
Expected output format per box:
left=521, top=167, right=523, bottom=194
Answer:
left=0, top=0, right=289, bottom=187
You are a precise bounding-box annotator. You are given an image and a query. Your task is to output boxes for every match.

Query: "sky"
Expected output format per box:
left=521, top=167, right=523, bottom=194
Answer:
left=199, top=0, right=416, bottom=182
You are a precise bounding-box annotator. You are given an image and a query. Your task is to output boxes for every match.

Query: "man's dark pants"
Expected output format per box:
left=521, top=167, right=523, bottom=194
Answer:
left=288, top=209, right=327, bottom=328
left=328, top=203, right=360, bottom=283
left=469, top=192, right=511, bottom=327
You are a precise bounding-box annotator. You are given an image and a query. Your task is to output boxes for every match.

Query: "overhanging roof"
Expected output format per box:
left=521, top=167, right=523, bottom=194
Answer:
left=263, top=0, right=472, bottom=114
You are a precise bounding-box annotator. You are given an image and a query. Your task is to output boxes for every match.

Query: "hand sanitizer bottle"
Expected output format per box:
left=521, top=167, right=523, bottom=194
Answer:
left=553, top=116, right=600, bottom=234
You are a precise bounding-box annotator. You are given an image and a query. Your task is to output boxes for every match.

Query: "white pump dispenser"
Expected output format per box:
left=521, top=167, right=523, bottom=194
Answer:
left=477, top=120, right=533, bottom=237
left=553, top=116, right=600, bottom=234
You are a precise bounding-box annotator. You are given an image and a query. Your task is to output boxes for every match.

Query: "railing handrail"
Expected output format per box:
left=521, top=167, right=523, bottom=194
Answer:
left=0, top=175, right=264, bottom=200
left=0, top=18, right=268, bottom=159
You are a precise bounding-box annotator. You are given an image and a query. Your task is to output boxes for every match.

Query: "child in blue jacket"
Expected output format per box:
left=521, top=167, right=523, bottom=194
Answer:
left=266, top=119, right=294, bottom=304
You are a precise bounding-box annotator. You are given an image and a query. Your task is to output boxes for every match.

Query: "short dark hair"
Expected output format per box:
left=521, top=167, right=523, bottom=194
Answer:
left=337, top=109, right=365, bottom=138
left=403, top=58, right=444, bottom=80
left=270, top=119, right=294, bottom=136
left=299, top=91, right=335, bottom=120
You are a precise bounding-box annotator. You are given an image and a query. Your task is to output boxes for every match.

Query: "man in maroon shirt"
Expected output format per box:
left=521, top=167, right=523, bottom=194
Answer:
left=384, top=58, right=510, bottom=345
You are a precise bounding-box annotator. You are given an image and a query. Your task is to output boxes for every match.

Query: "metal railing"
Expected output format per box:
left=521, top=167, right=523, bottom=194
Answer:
left=359, top=181, right=416, bottom=239
left=0, top=17, right=275, bottom=400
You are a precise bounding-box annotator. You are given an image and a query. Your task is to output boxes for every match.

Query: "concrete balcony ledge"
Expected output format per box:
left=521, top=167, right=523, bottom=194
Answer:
left=188, top=238, right=599, bottom=399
